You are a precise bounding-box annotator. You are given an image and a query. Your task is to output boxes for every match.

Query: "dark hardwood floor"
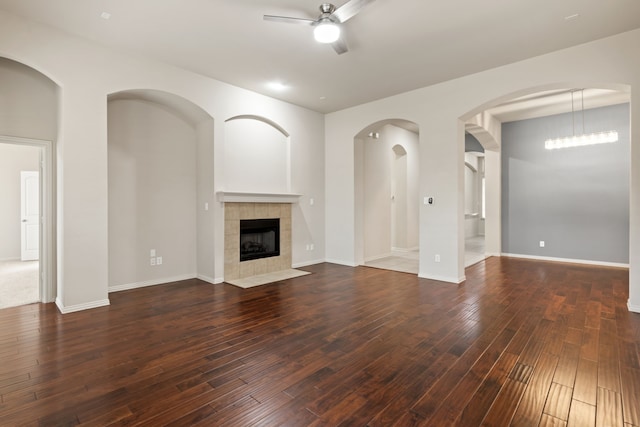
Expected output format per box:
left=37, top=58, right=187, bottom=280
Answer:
left=1, top=257, right=639, bottom=426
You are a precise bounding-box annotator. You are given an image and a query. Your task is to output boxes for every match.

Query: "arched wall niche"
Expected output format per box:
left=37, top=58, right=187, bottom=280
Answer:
left=225, top=115, right=289, bottom=137
left=223, top=115, right=291, bottom=193
left=107, top=89, right=217, bottom=289
left=354, top=118, right=420, bottom=266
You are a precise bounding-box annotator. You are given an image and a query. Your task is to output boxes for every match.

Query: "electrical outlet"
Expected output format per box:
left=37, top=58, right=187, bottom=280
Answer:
left=157, top=256, right=163, bottom=265
left=150, top=249, right=156, bottom=257
left=150, top=257, right=156, bottom=266
left=435, top=254, right=441, bottom=262
left=310, top=244, right=314, bottom=251
left=539, top=241, right=545, bottom=248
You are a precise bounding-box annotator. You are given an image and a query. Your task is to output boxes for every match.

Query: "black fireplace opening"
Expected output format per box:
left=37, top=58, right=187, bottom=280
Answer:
left=240, top=218, right=280, bottom=262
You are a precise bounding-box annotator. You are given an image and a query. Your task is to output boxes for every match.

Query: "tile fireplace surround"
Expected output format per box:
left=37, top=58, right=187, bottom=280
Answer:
left=224, top=202, right=292, bottom=281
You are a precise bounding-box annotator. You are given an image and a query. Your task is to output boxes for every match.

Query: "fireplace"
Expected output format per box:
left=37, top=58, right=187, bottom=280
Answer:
left=240, top=218, right=280, bottom=262
left=223, top=202, right=292, bottom=281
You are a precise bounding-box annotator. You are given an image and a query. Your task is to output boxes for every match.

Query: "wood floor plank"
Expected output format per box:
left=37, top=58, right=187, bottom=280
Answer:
left=553, top=342, right=581, bottom=388
left=619, top=367, right=640, bottom=426
left=0, top=259, right=636, bottom=426
left=543, top=382, right=573, bottom=421
left=573, top=358, right=599, bottom=406
left=511, top=352, right=559, bottom=426
left=568, top=399, right=596, bottom=427
left=596, top=387, right=624, bottom=427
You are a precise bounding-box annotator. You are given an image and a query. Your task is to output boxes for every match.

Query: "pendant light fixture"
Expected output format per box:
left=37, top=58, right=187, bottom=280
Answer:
left=544, top=89, right=618, bottom=150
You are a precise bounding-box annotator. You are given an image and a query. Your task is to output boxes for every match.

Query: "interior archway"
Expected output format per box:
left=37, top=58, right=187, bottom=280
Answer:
left=354, top=119, right=420, bottom=274
left=461, top=84, right=631, bottom=271
left=0, top=57, right=58, bottom=308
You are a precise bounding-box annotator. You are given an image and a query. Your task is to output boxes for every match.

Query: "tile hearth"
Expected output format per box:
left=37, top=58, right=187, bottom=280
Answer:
left=225, top=269, right=310, bottom=289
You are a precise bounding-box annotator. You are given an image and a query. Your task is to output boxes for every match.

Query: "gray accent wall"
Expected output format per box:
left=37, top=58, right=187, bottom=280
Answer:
left=501, top=103, right=630, bottom=263
left=465, top=132, right=484, bottom=153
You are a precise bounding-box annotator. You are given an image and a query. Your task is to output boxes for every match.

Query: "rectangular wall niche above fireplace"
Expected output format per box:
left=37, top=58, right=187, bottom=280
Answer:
left=240, top=218, right=280, bottom=262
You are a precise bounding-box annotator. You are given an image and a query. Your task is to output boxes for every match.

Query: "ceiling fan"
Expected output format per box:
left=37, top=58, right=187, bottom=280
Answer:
left=263, top=0, right=376, bottom=54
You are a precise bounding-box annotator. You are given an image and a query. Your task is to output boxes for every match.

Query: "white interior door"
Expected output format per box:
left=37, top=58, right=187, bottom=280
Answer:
left=21, top=171, right=39, bottom=261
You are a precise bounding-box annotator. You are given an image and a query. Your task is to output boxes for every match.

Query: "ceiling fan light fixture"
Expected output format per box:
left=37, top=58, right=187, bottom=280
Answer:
left=314, top=20, right=340, bottom=43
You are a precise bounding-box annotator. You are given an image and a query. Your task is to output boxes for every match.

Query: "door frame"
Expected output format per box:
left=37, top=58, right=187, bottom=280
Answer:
left=0, top=135, right=55, bottom=303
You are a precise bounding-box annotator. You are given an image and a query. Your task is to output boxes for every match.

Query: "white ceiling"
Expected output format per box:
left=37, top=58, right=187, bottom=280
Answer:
left=1, top=0, right=639, bottom=114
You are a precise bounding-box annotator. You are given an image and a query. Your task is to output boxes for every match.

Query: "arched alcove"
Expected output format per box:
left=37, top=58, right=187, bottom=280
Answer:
left=460, top=84, right=631, bottom=268
left=107, top=89, right=215, bottom=290
left=354, top=119, right=420, bottom=272
left=0, top=57, right=58, bottom=306
left=224, top=115, right=290, bottom=193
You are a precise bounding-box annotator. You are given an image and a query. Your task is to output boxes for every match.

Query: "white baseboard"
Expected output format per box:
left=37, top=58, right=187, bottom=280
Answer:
left=364, top=252, right=393, bottom=263
left=56, top=297, right=110, bottom=314
left=324, top=258, right=358, bottom=267
left=391, top=247, right=419, bottom=253
left=292, top=259, right=325, bottom=268
left=196, top=274, right=217, bottom=285
left=0, top=257, right=20, bottom=262
left=418, top=273, right=465, bottom=284
left=628, top=302, right=640, bottom=313
left=501, top=253, right=629, bottom=269
left=108, top=274, right=197, bottom=293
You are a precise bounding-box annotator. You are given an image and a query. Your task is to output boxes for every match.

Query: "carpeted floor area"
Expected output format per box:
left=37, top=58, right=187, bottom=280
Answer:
left=0, top=260, right=39, bottom=309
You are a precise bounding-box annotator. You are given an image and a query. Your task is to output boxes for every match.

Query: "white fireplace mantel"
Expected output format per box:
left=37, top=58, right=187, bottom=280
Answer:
left=216, top=191, right=302, bottom=204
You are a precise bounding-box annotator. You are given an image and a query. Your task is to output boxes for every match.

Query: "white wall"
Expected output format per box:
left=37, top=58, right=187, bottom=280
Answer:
left=0, top=10, right=325, bottom=312
left=0, top=143, right=40, bottom=260
left=326, top=29, right=640, bottom=309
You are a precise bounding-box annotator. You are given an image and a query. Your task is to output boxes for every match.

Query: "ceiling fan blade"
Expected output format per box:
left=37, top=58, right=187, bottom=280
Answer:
left=332, top=0, right=376, bottom=23
left=263, top=15, right=316, bottom=25
left=332, top=37, right=348, bottom=55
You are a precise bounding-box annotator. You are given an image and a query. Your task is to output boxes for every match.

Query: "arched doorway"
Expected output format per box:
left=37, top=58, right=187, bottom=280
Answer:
left=461, top=85, right=630, bottom=269
left=0, top=57, right=58, bottom=308
left=354, top=119, right=420, bottom=273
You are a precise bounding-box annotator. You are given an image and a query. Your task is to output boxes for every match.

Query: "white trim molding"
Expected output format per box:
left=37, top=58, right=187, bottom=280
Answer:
left=501, top=253, right=629, bottom=269
left=108, top=274, right=197, bottom=293
left=292, top=259, right=324, bottom=268
left=216, top=191, right=301, bottom=204
left=196, top=274, right=217, bottom=285
left=418, top=273, right=466, bottom=284
left=628, top=302, right=640, bottom=313
left=56, top=298, right=110, bottom=314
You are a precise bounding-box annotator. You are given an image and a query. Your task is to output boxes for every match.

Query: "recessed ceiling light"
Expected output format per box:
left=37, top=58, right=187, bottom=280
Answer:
left=267, top=81, right=288, bottom=91
left=564, top=13, right=580, bottom=21
left=100, top=12, right=112, bottom=20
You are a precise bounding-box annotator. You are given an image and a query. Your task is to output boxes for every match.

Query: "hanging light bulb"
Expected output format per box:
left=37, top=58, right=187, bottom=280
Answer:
left=314, top=19, right=340, bottom=44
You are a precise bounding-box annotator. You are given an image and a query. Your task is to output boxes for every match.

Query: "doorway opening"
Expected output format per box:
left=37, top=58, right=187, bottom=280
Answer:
left=0, top=136, right=54, bottom=309
left=355, top=120, right=420, bottom=274
left=464, top=132, right=486, bottom=267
